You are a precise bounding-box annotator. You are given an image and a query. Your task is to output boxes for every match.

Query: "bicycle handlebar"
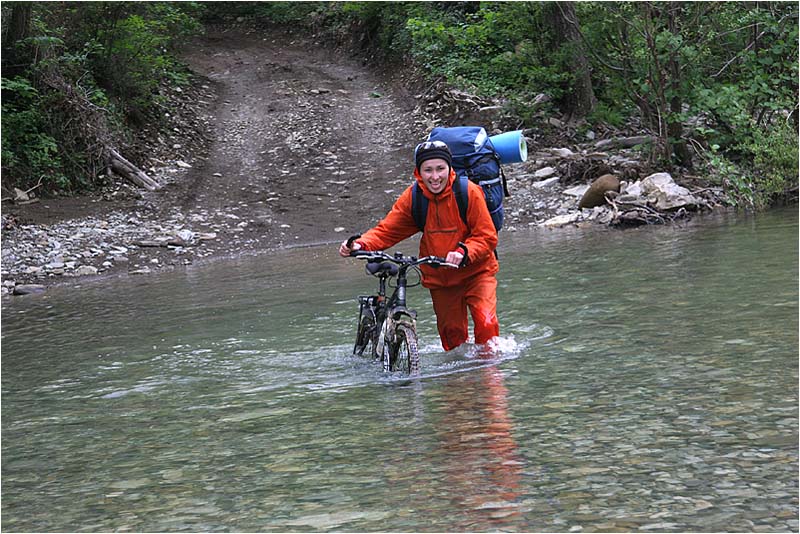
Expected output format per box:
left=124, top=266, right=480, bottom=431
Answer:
left=350, top=250, right=459, bottom=269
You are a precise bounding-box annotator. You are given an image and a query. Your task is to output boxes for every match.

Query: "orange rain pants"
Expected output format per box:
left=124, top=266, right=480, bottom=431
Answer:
left=430, top=271, right=499, bottom=351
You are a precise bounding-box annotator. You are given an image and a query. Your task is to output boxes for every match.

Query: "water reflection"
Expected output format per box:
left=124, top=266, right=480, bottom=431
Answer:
left=434, top=365, right=523, bottom=530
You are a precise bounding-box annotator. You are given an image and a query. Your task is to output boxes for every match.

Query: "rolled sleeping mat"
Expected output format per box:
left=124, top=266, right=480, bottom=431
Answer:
left=489, top=130, right=528, bottom=164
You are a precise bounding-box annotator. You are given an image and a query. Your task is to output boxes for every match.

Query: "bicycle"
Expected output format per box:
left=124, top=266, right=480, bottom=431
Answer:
left=348, top=246, right=457, bottom=375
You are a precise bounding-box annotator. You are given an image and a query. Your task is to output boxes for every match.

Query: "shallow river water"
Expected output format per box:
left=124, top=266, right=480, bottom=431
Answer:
left=2, top=209, right=797, bottom=532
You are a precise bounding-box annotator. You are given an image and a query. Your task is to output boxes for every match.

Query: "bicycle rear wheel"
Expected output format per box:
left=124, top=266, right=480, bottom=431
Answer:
left=386, top=322, right=420, bottom=376
left=354, top=313, right=378, bottom=359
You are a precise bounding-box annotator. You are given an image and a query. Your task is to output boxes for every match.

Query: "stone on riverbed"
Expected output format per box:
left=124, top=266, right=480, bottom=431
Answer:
left=564, top=184, right=590, bottom=197
left=541, top=212, right=582, bottom=228
left=532, top=176, right=560, bottom=189
left=13, top=284, right=46, bottom=295
left=73, top=265, right=98, bottom=276
left=534, top=166, right=557, bottom=179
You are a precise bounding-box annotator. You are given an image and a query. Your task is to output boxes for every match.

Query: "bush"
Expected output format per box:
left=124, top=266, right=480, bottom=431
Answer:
left=738, top=120, right=799, bottom=206
left=405, top=4, right=567, bottom=99
left=1, top=2, right=203, bottom=194
left=1, top=76, right=68, bottom=192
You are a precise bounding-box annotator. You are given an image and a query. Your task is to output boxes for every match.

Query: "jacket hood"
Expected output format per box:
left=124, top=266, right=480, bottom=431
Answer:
left=413, top=167, right=457, bottom=200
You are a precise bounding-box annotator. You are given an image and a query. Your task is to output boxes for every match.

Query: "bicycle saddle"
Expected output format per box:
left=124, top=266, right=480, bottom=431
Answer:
left=366, top=261, right=399, bottom=277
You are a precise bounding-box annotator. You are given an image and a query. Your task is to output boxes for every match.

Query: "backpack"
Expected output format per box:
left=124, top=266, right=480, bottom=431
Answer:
left=411, top=126, right=510, bottom=233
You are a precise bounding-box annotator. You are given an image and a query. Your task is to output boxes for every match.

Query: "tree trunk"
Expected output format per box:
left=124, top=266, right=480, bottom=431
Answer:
left=666, top=3, right=692, bottom=167
left=545, top=2, right=597, bottom=119
left=2, top=3, right=32, bottom=71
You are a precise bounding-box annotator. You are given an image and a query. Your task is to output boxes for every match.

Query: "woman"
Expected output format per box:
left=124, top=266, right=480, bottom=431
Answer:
left=339, top=140, right=499, bottom=351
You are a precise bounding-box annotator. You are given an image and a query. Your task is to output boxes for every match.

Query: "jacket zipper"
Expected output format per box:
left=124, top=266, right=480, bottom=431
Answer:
left=432, top=194, right=457, bottom=234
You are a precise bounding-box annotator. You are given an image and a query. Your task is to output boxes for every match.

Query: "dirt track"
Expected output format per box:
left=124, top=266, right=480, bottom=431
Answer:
left=175, top=25, right=428, bottom=248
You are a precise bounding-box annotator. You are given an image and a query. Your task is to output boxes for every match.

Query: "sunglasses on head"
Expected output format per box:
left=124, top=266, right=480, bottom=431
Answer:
left=415, top=140, right=449, bottom=154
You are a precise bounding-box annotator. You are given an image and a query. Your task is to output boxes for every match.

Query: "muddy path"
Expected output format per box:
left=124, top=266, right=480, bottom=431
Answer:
left=175, top=26, right=426, bottom=249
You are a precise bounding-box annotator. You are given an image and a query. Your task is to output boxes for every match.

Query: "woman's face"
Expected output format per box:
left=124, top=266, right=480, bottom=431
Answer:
left=419, top=158, right=450, bottom=194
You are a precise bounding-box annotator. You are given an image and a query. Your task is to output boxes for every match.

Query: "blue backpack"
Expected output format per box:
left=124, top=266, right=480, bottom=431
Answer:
left=411, top=126, right=509, bottom=233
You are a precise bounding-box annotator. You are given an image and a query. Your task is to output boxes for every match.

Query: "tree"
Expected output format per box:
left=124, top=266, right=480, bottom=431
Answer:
left=586, top=2, right=703, bottom=167
left=544, top=2, right=596, bottom=119
left=2, top=2, right=33, bottom=74
left=641, top=2, right=692, bottom=167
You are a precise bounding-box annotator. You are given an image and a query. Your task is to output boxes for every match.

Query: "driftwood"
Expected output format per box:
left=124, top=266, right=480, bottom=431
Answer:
left=606, top=193, right=690, bottom=226
left=595, top=135, right=654, bottom=150
left=108, top=148, right=160, bottom=191
left=1, top=176, right=44, bottom=203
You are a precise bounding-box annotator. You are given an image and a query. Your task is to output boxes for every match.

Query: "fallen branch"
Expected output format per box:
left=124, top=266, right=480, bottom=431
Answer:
left=23, top=175, right=45, bottom=196
left=607, top=195, right=666, bottom=225
left=595, top=135, right=654, bottom=150
left=107, top=148, right=160, bottom=191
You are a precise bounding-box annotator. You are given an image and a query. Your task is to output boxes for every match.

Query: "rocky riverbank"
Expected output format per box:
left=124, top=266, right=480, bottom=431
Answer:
left=1, top=25, right=728, bottom=297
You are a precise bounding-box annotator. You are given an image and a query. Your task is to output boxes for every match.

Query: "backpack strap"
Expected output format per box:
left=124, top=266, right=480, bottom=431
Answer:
left=451, top=175, right=469, bottom=227
left=411, top=177, right=469, bottom=231
left=411, top=182, right=428, bottom=231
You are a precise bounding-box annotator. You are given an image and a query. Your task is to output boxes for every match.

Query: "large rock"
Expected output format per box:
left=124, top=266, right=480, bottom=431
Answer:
left=638, top=172, right=704, bottom=210
left=578, top=174, right=620, bottom=209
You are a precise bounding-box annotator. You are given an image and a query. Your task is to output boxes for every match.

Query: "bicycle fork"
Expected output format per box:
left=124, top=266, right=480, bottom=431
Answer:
left=376, top=315, right=393, bottom=369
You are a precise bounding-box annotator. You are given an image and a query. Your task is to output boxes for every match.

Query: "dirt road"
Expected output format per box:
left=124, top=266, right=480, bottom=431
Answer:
left=176, top=25, right=427, bottom=248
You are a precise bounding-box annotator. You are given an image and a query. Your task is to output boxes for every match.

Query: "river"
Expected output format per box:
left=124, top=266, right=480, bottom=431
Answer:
left=2, top=209, right=797, bottom=532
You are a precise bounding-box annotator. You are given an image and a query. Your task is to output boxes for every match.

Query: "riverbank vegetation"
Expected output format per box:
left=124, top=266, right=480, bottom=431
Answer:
left=1, top=2, right=203, bottom=195
left=2, top=1, right=797, bottom=209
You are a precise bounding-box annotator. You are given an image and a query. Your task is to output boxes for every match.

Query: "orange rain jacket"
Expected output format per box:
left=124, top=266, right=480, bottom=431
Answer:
left=356, top=168, right=499, bottom=289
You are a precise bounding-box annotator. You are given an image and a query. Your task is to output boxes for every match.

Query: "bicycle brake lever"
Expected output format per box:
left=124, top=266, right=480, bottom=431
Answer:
left=346, top=234, right=362, bottom=248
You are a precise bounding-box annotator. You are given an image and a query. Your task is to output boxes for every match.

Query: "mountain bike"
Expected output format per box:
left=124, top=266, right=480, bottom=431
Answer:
left=349, top=247, right=457, bottom=375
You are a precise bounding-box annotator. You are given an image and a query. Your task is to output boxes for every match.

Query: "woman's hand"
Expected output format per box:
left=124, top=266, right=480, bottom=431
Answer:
left=445, top=250, right=464, bottom=267
left=339, top=239, right=362, bottom=257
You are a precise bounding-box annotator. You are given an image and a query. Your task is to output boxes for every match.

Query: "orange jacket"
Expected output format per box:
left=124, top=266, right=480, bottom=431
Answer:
left=356, top=168, right=499, bottom=289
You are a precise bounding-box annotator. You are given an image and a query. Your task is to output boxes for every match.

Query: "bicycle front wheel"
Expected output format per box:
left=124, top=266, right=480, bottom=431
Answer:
left=354, top=313, right=378, bottom=359
left=386, top=322, right=420, bottom=376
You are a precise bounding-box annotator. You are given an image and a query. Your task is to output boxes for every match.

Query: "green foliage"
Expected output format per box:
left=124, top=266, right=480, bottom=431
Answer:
left=737, top=120, right=799, bottom=206
left=587, top=102, right=627, bottom=128
left=703, top=117, right=798, bottom=210
left=1, top=2, right=203, bottom=194
left=689, top=5, right=799, bottom=150
left=705, top=146, right=757, bottom=209
left=405, top=4, right=567, bottom=98
left=67, top=3, right=203, bottom=119
left=1, top=76, right=67, bottom=191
